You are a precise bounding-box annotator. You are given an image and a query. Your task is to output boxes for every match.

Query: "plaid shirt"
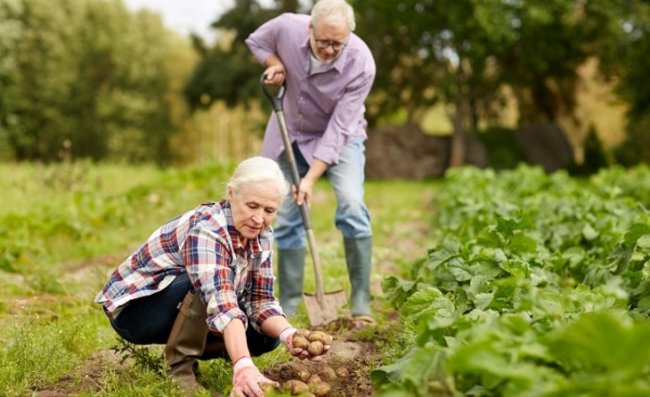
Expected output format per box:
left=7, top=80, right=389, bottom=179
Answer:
left=94, top=200, right=283, bottom=333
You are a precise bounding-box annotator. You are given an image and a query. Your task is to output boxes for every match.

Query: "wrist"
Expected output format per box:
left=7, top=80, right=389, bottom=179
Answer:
left=279, top=327, right=297, bottom=344
left=233, top=356, right=254, bottom=374
left=303, top=175, right=317, bottom=186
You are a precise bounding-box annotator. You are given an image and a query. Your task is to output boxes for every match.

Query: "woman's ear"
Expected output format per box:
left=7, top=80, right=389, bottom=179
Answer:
left=227, top=186, right=233, bottom=201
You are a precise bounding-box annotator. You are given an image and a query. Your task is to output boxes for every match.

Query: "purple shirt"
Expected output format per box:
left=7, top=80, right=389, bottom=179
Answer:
left=94, top=200, right=283, bottom=334
left=246, top=13, right=376, bottom=165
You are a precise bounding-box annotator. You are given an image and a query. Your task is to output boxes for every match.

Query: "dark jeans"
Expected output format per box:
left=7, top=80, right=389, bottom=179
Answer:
left=109, top=272, right=280, bottom=357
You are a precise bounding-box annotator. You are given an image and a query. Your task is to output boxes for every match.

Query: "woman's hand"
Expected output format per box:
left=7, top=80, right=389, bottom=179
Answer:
left=231, top=357, right=278, bottom=397
left=280, top=327, right=331, bottom=360
left=279, top=327, right=307, bottom=359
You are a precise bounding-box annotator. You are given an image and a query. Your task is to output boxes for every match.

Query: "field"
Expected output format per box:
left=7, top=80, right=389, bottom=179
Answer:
left=0, top=160, right=436, bottom=396
left=1, top=161, right=650, bottom=396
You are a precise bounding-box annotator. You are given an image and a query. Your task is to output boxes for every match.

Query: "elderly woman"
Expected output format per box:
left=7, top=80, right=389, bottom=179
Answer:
left=95, top=157, right=324, bottom=397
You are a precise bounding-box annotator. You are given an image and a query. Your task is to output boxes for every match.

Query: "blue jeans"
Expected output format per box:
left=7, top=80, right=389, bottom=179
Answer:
left=275, top=138, right=372, bottom=249
left=108, top=272, right=280, bottom=357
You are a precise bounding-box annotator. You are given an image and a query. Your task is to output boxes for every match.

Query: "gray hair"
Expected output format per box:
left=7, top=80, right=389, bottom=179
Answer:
left=311, top=0, right=356, bottom=32
left=227, top=156, right=289, bottom=199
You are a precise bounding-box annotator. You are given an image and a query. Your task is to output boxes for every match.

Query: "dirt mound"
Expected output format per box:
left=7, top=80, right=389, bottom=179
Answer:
left=264, top=322, right=383, bottom=396
left=33, top=350, right=127, bottom=397
left=515, top=123, right=575, bottom=172
left=365, top=123, right=449, bottom=179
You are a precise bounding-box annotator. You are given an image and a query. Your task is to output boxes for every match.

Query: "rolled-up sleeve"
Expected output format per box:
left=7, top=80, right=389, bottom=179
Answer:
left=245, top=15, right=284, bottom=66
left=181, top=225, right=248, bottom=334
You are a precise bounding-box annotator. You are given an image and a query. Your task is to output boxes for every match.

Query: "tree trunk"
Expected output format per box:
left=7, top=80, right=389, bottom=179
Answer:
left=449, top=66, right=468, bottom=167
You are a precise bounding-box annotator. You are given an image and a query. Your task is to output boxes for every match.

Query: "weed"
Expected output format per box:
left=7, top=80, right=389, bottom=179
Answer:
left=111, top=337, right=164, bottom=375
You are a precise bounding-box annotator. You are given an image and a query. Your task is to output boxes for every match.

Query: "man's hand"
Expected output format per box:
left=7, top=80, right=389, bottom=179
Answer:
left=294, top=160, right=328, bottom=206
left=262, top=63, right=286, bottom=87
left=293, top=178, right=314, bottom=207
left=231, top=358, right=278, bottom=397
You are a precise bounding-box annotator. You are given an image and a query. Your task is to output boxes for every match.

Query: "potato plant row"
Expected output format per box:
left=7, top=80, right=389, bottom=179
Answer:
left=374, top=165, right=650, bottom=396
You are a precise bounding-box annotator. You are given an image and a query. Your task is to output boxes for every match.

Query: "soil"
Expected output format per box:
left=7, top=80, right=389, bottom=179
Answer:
left=262, top=317, right=390, bottom=397
left=32, top=350, right=130, bottom=397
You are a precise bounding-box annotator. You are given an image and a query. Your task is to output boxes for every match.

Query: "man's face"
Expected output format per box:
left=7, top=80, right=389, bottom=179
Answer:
left=309, top=21, right=349, bottom=64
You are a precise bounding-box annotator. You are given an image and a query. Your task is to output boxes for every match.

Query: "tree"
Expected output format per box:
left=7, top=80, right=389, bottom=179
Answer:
left=0, top=0, right=24, bottom=160
left=184, top=0, right=304, bottom=111
left=187, top=0, right=645, bottom=167
left=605, top=0, right=650, bottom=165
left=1, top=0, right=187, bottom=163
left=353, top=0, right=628, bottom=165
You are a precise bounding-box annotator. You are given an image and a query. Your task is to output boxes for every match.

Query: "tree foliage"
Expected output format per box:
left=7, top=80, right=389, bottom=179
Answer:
left=186, top=0, right=650, bottom=164
left=2, top=0, right=649, bottom=165
left=353, top=0, right=634, bottom=125
left=184, top=0, right=304, bottom=111
left=0, top=0, right=25, bottom=158
left=606, top=1, right=650, bottom=164
left=0, top=0, right=185, bottom=163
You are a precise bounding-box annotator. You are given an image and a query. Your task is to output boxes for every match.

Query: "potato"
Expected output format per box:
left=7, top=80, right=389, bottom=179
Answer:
left=311, top=381, right=331, bottom=397
left=307, top=331, right=332, bottom=344
left=318, top=366, right=337, bottom=381
left=294, top=367, right=311, bottom=383
left=260, top=383, right=278, bottom=394
left=335, top=366, right=349, bottom=378
left=308, top=374, right=322, bottom=385
left=306, top=331, right=323, bottom=342
left=307, top=340, right=324, bottom=356
left=292, top=335, right=310, bottom=350
left=284, top=379, right=310, bottom=395
left=294, top=329, right=311, bottom=339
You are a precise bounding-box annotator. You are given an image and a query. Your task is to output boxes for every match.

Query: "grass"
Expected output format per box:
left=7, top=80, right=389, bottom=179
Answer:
left=0, top=161, right=439, bottom=396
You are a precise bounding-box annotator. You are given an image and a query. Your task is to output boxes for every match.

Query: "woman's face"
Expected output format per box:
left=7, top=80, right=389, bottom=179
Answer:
left=228, top=183, right=282, bottom=242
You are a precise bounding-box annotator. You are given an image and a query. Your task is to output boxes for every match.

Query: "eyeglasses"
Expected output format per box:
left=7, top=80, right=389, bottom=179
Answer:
left=314, top=38, right=347, bottom=51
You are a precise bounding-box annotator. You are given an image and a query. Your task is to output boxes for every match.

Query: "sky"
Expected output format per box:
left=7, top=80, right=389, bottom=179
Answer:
left=123, top=0, right=235, bottom=42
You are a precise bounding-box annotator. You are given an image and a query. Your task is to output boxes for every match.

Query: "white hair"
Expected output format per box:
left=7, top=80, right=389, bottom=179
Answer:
left=226, top=156, right=289, bottom=198
left=311, top=0, right=356, bottom=31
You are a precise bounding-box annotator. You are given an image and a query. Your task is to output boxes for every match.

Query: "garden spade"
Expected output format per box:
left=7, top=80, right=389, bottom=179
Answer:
left=260, top=74, right=347, bottom=327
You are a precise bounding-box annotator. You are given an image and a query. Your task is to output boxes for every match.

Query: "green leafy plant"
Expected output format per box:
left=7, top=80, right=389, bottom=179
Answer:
left=375, top=165, right=650, bottom=396
left=111, top=338, right=164, bottom=375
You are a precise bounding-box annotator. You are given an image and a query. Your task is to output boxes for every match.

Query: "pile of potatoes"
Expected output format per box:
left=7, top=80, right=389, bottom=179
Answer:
left=291, top=329, right=332, bottom=357
left=280, top=329, right=348, bottom=396
left=282, top=363, right=349, bottom=397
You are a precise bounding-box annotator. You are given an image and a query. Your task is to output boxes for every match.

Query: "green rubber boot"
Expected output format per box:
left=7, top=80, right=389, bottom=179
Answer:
left=344, top=237, right=373, bottom=317
left=277, top=248, right=306, bottom=317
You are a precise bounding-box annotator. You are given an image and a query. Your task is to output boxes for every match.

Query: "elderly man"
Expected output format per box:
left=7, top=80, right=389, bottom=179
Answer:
left=246, top=0, right=376, bottom=326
